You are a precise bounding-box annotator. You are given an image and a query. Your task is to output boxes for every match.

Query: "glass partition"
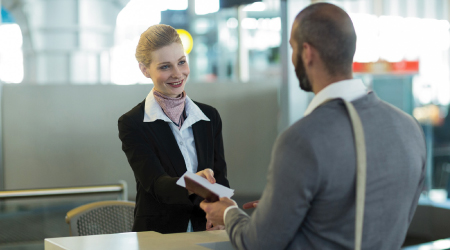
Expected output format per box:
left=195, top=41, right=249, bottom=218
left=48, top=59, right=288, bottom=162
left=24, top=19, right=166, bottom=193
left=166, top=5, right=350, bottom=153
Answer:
left=0, top=194, right=123, bottom=250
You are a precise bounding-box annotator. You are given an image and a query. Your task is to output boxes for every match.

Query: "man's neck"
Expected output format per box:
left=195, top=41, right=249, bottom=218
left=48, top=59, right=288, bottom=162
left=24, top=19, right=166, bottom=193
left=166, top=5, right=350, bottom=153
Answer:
left=312, top=74, right=353, bottom=95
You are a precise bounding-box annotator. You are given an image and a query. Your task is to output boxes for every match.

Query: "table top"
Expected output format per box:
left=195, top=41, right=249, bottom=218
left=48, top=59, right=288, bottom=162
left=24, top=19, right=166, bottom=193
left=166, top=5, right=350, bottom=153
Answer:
left=45, top=230, right=233, bottom=250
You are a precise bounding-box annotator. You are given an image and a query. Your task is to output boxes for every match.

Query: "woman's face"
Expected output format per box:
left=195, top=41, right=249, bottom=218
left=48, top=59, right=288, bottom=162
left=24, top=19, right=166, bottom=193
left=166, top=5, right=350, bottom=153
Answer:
left=140, top=42, right=189, bottom=98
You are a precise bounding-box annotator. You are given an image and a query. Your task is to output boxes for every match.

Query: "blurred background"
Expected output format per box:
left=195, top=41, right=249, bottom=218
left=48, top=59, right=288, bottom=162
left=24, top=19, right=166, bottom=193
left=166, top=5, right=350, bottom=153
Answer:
left=1, top=0, right=450, bottom=249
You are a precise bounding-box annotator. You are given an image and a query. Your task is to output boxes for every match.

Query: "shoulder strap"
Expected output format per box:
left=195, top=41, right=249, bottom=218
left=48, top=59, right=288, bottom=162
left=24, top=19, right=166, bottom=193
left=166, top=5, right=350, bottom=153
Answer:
left=317, top=99, right=366, bottom=250
left=342, top=100, right=367, bottom=250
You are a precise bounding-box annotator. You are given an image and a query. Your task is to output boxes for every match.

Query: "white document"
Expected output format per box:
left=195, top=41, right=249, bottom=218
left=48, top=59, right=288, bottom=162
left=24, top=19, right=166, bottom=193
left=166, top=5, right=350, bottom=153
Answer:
left=176, top=171, right=235, bottom=198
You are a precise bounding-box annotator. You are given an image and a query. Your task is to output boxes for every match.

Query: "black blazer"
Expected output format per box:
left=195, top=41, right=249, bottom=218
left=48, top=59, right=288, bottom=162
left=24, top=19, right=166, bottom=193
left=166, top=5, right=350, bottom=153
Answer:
left=118, top=99, right=229, bottom=233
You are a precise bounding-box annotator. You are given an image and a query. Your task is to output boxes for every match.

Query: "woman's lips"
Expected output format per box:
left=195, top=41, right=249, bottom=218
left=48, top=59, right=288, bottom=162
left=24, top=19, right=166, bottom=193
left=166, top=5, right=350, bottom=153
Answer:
left=167, top=79, right=184, bottom=88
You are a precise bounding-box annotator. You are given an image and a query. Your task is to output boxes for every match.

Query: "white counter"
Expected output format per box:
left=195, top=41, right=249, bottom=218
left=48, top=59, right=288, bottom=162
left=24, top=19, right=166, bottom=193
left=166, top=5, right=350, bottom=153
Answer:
left=45, top=230, right=233, bottom=250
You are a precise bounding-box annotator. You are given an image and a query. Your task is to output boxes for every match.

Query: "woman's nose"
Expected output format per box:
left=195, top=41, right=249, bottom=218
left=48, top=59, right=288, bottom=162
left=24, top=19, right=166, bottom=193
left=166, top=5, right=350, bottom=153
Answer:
left=172, top=67, right=183, bottom=79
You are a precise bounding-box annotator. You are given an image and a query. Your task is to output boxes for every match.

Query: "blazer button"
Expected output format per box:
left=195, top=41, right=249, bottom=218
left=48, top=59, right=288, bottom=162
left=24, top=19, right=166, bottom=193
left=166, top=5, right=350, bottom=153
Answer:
left=180, top=141, right=184, bottom=146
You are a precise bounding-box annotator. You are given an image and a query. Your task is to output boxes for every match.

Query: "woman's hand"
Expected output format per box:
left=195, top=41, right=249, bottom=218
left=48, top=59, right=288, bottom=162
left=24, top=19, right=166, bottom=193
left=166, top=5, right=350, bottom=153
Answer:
left=188, top=168, right=216, bottom=195
left=196, top=168, right=216, bottom=184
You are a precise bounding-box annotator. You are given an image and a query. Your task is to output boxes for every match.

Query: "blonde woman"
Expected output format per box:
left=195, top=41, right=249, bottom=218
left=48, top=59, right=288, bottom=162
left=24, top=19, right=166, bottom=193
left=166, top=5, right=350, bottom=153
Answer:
left=118, top=24, right=229, bottom=234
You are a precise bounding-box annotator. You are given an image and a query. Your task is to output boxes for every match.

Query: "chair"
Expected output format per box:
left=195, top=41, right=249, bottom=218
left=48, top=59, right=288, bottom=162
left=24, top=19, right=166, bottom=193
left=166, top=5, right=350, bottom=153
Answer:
left=65, top=200, right=135, bottom=236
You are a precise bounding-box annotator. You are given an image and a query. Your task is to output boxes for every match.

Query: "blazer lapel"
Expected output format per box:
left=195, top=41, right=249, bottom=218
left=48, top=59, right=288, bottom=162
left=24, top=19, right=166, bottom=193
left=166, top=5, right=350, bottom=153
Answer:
left=192, top=120, right=210, bottom=173
left=146, top=120, right=187, bottom=177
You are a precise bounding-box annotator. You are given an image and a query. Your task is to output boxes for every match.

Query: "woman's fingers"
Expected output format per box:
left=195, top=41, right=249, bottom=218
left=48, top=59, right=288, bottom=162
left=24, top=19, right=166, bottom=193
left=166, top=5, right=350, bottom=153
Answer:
left=196, top=168, right=216, bottom=184
left=204, top=169, right=216, bottom=184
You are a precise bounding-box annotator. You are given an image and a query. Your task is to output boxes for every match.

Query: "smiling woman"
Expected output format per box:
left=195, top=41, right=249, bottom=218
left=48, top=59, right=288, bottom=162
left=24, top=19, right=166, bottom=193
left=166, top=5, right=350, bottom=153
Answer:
left=118, top=24, right=230, bottom=234
left=139, top=43, right=189, bottom=98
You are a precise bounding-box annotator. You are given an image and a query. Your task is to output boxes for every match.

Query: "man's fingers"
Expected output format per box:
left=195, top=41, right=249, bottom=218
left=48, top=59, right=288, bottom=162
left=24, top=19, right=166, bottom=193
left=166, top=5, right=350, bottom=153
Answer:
left=206, top=220, right=213, bottom=230
left=200, top=201, right=210, bottom=211
left=220, top=197, right=230, bottom=202
left=220, top=197, right=237, bottom=206
left=208, top=225, right=225, bottom=231
left=243, top=200, right=259, bottom=209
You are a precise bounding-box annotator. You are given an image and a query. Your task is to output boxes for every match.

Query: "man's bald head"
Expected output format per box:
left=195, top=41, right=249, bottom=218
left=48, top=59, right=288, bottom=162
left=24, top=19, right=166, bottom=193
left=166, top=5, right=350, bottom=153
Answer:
left=292, top=3, right=356, bottom=76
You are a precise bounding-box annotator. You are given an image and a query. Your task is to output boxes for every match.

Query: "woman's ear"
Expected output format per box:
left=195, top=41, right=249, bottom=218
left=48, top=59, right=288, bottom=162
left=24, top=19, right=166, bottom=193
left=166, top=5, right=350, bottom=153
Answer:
left=139, top=62, right=150, bottom=78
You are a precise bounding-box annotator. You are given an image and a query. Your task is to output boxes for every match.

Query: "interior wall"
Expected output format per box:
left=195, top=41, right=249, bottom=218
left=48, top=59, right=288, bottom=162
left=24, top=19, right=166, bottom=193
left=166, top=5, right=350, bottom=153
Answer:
left=2, top=82, right=279, bottom=199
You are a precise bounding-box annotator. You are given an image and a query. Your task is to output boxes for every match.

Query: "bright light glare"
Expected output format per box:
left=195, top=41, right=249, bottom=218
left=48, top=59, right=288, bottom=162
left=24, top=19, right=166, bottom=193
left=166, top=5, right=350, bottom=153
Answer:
left=350, top=14, right=379, bottom=63
left=168, top=0, right=188, bottom=10
left=242, top=18, right=258, bottom=29
left=116, top=0, right=161, bottom=27
left=156, top=0, right=188, bottom=11
left=112, top=0, right=163, bottom=85
left=110, top=38, right=152, bottom=85
left=195, top=0, right=219, bottom=15
left=379, top=16, right=405, bottom=62
left=0, top=24, right=23, bottom=48
left=424, top=19, right=450, bottom=51
left=416, top=238, right=450, bottom=250
left=243, top=2, right=266, bottom=11
left=350, top=14, right=450, bottom=63
left=194, top=18, right=211, bottom=34
left=0, top=24, right=24, bottom=83
left=270, top=17, right=281, bottom=31
left=227, top=18, right=238, bottom=29
left=437, top=80, right=450, bottom=106
left=433, top=239, right=450, bottom=249
left=257, top=17, right=281, bottom=31
left=429, top=189, right=448, bottom=203
left=413, top=76, right=433, bottom=105
left=246, top=30, right=281, bottom=50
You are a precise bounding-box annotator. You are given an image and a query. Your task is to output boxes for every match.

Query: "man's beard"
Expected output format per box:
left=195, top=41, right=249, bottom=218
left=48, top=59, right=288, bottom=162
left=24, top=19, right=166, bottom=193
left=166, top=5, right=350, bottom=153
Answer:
left=295, top=53, right=312, bottom=92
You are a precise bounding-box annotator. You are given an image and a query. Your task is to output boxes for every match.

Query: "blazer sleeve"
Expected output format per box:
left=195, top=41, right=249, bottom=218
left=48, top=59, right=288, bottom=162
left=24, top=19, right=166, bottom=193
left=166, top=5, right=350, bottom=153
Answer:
left=118, top=113, right=192, bottom=205
left=212, top=108, right=230, bottom=188
left=225, top=129, right=319, bottom=250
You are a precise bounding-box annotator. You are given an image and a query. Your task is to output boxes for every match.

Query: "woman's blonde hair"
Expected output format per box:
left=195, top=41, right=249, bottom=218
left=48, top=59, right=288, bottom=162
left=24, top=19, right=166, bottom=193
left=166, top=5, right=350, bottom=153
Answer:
left=136, top=24, right=182, bottom=67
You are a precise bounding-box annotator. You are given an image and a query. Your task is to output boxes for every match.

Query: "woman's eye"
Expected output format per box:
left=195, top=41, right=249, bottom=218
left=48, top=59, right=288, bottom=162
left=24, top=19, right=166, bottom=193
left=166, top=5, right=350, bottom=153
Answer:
left=179, top=60, right=186, bottom=65
left=159, top=65, right=169, bottom=70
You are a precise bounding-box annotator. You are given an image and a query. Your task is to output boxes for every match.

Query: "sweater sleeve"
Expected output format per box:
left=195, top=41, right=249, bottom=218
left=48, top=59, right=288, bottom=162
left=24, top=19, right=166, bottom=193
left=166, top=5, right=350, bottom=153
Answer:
left=225, top=128, right=320, bottom=250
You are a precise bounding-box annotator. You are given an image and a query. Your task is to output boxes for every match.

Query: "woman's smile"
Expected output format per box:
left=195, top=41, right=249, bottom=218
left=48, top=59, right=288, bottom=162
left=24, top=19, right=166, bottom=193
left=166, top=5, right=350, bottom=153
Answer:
left=140, top=42, right=190, bottom=98
left=167, top=79, right=184, bottom=88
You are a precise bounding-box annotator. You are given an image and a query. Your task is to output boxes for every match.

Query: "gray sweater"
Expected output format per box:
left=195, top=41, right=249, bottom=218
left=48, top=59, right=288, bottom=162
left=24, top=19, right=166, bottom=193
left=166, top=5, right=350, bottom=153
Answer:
left=226, top=92, right=426, bottom=250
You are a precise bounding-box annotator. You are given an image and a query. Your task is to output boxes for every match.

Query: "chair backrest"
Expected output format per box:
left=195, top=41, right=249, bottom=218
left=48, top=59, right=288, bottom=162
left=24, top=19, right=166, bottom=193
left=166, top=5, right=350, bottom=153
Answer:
left=65, top=200, right=135, bottom=236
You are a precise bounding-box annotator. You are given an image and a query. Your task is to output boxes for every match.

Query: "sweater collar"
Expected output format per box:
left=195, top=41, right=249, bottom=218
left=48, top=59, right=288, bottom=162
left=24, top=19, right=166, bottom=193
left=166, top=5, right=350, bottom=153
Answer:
left=304, top=79, right=368, bottom=116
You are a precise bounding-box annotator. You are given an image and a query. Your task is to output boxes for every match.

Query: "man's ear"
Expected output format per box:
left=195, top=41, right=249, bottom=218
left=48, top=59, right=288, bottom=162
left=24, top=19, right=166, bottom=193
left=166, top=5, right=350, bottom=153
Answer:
left=302, top=42, right=314, bottom=67
left=139, top=62, right=150, bottom=78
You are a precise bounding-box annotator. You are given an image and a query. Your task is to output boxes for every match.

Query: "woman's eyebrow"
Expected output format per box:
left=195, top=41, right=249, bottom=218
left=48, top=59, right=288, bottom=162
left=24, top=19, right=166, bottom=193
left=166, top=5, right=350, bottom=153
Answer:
left=157, top=56, right=186, bottom=65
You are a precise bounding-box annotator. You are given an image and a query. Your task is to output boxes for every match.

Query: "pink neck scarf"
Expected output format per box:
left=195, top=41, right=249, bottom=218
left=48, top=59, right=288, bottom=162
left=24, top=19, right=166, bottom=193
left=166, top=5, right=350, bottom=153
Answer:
left=153, top=90, right=187, bottom=130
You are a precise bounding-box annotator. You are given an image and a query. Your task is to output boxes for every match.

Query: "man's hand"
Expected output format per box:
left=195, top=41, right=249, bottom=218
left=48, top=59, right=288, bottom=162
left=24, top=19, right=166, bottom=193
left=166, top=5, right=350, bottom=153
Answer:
left=243, top=200, right=259, bottom=209
left=206, top=219, right=225, bottom=231
left=200, top=197, right=236, bottom=226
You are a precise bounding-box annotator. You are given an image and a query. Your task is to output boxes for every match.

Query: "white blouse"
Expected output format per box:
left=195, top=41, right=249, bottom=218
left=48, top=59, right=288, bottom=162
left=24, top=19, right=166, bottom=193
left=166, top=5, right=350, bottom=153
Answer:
left=143, top=88, right=210, bottom=232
